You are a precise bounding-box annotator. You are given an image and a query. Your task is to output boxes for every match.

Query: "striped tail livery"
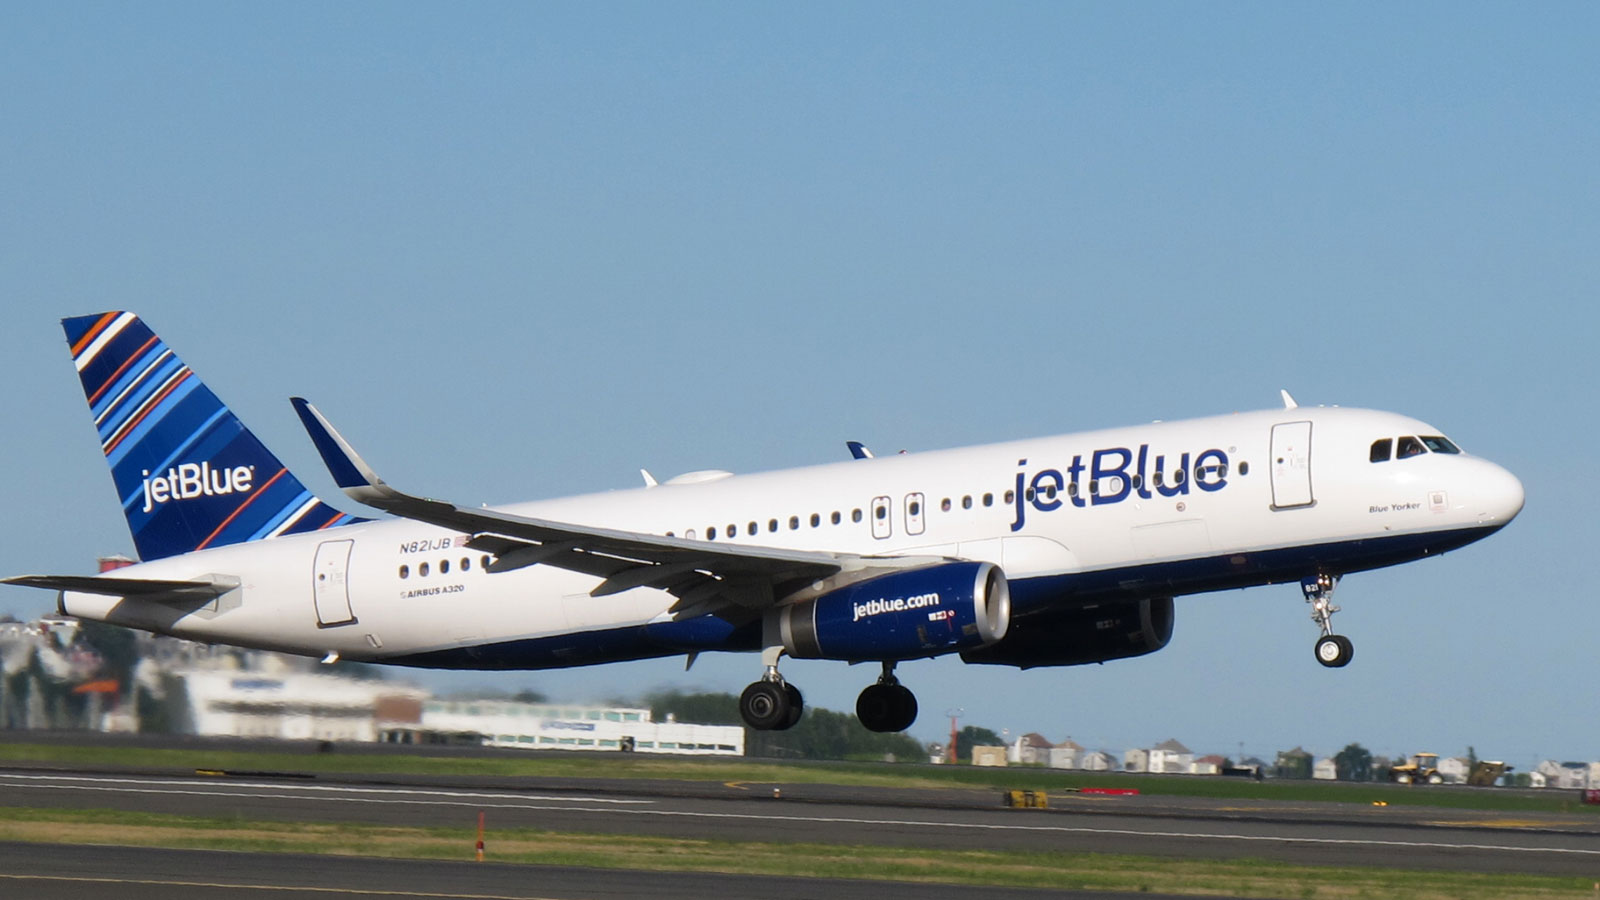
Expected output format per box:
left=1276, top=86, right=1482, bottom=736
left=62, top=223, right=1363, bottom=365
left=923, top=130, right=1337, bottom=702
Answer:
left=63, top=311, right=358, bottom=561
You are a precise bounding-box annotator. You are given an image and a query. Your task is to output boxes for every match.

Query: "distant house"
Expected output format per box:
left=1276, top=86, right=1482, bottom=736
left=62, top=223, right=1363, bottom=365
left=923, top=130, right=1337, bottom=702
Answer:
left=1544, top=762, right=1592, bottom=789
left=1123, top=747, right=1151, bottom=773
left=1438, top=757, right=1472, bottom=784
left=1192, top=754, right=1227, bottom=776
left=1149, top=739, right=1193, bottom=774
left=1049, top=739, right=1085, bottom=770
left=1080, top=750, right=1116, bottom=771
left=1312, top=757, right=1338, bottom=780
left=1275, top=747, right=1313, bottom=780
left=972, top=745, right=1008, bottom=767
left=1012, top=732, right=1054, bottom=765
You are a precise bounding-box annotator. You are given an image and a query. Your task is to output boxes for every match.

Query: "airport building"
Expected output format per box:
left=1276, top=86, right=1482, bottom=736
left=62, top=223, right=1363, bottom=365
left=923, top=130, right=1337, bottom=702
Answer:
left=411, top=698, right=745, bottom=756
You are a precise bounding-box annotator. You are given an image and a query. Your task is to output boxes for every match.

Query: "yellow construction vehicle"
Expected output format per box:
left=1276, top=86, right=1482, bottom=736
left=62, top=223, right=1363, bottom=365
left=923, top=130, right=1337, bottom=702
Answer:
left=1467, top=760, right=1512, bottom=787
left=1390, top=752, right=1445, bottom=784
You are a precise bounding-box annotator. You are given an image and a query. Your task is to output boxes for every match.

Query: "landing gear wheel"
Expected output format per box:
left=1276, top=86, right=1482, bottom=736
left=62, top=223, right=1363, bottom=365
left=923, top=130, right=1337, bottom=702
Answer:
left=856, top=682, right=918, bottom=732
left=740, top=681, right=792, bottom=730
left=782, top=683, right=804, bottom=729
left=1314, top=634, right=1353, bottom=668
left=886, top=683, right=917, bottom=732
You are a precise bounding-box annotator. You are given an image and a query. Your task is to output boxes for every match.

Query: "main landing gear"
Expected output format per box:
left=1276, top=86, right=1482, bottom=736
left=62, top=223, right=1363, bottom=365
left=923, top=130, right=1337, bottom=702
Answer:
left=856, top=662, right=918, bottom=733
left=738, top=653, right=920, bottom=733
left=1303, top=573, right=1353, bottom=668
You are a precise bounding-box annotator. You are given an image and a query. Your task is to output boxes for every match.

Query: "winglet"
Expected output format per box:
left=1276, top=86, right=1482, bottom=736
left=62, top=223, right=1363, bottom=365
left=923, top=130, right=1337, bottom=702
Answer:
left=1280, top=389, right=1299, bottom=410
left=290, top=397, right=430, bottom=516
left=846, top=441, right=874, bottom=460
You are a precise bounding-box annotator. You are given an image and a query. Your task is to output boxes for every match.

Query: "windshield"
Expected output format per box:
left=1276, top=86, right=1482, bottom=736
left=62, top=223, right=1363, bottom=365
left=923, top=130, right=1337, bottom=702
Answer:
left=1420, top=435, right=1461, bottom=454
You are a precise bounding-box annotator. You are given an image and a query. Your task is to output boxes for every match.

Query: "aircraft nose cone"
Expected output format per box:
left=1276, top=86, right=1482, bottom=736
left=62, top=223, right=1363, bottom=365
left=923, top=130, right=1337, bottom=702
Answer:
left=1480, top=462, right=1525, bottom=525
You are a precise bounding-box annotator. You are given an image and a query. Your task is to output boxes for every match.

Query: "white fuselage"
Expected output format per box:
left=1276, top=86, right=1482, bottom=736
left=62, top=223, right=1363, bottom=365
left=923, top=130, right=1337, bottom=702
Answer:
left=62, top=406, right=1524, bottom=669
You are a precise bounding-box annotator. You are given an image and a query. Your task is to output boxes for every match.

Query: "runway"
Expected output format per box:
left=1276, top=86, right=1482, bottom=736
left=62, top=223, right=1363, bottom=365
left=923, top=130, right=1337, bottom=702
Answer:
left=1, top=765, right=1598, bottom=881
left=0, top=842, right=1140, bottom=900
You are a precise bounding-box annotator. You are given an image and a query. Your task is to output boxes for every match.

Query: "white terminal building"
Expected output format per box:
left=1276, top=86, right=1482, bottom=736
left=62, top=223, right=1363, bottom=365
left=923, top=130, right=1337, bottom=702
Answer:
left=180, top=668, right=743, bottom=756
left=416, top=698, right=744, bottom=756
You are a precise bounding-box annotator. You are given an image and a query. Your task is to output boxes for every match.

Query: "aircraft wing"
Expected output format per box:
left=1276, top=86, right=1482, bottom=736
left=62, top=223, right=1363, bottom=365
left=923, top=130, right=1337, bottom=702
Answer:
left=290, top=399, right=939, bottom=621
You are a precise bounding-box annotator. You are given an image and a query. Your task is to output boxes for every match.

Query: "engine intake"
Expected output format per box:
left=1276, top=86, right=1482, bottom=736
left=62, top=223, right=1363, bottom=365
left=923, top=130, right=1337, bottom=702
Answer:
left=961, top=596, right=1173, bottom=668
left=775, top=561, right=1010, bottom=661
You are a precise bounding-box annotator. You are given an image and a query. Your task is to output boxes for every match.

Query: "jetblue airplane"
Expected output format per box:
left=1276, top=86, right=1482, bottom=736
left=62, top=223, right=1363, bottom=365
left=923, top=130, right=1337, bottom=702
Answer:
left=6, top=312, right=1525, bottom=732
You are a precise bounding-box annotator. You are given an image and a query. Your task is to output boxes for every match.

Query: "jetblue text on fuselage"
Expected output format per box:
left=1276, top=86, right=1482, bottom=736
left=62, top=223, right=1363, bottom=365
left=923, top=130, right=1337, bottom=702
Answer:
left=140, top=462, right=255, bottom=513
left=1011, top=445, right=1230, bottom=531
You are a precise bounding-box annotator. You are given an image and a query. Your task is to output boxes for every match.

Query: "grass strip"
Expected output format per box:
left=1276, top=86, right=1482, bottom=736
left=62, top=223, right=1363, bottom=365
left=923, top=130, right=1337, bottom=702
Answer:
left=0, top=806, right=1591, bottom=899
left=1, top=740, right=1595, bottom=817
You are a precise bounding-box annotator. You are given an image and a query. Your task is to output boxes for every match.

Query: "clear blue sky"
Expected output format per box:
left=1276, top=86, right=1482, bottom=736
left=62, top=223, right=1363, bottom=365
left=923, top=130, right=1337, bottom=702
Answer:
left=3, top=3, right=1595, bottom=767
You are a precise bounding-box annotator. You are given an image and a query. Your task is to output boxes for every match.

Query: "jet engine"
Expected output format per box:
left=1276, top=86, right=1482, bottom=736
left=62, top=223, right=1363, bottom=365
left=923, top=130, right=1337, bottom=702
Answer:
left=773, top=561, right=1010, bottom=661
left=960, top=596, right=1173, bottom=668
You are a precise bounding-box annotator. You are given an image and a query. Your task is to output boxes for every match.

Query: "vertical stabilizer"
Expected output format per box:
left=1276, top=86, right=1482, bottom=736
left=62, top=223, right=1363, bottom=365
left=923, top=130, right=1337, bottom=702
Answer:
left=62, top=311, right=358, bottom=561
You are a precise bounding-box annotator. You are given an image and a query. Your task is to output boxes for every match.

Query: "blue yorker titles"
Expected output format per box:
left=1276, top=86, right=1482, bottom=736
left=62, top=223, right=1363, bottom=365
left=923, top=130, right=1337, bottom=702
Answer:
left=1010, top=445, right=1230, bottom=531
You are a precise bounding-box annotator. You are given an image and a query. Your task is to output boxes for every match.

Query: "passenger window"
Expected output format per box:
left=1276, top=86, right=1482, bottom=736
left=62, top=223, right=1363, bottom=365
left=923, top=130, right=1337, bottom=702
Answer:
left=1370, top=439, right=1392, bottom=463
left=852, top=508, right=863, bottom=522
left=706, top=528, right=715, bottom=541
left=399, top=565, right=409, bottom=579
left=962, top=495, right=973, bottom=509
left=687, top=529, right=698, bottom=540
left=940, top=498, right=951, bottom=512
left=1130, top=475, right=1142, bottom=490
left=726, top=524, right=736, bottom=538
left=440, top=559, right=450, bottom=574
left=982, top=493, right=993, bottom=507
left=1397, top=436, right=1425, bottom=459
left=830, top=511, right=841, bottom=525
left=419, top=562, right=430, bottom=577
left=1004, top=490, right=1015, bottom=504
left=481, top=554, right=491, bottom=569
left=1153, top=471, right=1163, bottom=487
left=1238, top=461, right=1249, bottom=476
left=789, top=516, right=799, bottom=530
left=875, top=506, right=887, bottom=519
left=747, top=521, right=757, bottom=536
left=810, top=513, right=821, bottom=527
left=1089, top=479, right=1098, bottom=496
left=1067, top=482, right=1078, bottom=497
left=768, top=519, right=778, bottom=532
left=461, top=557, right=470, bottom=571
left=1023, top=488, right=1035, bottom=502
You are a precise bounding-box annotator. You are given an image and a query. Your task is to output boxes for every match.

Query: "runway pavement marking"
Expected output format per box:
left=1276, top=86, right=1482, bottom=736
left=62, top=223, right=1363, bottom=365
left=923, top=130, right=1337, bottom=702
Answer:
left=0, top=873, right=562, bottom=899
left=5, top=773, right=1598, bottom=859
left=0, top=773, right=652, bottom=805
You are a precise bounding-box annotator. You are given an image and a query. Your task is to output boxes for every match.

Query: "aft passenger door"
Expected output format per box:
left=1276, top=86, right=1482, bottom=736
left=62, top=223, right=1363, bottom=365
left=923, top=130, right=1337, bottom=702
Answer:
left=313, top=539, right=357, bottom=627
left=1270, top=421, right=1314, bottom=509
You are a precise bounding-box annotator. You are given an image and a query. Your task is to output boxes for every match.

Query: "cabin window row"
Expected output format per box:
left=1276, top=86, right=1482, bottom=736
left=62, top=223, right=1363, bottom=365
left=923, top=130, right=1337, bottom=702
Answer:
left=399, top=554, right=493, bottom=579
left=663, top=462, right=1250, bottom=542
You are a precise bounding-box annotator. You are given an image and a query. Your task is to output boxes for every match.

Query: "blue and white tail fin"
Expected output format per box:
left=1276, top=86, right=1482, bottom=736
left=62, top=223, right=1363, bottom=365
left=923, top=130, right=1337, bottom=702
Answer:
left=63, top=311, right=359, bottom=561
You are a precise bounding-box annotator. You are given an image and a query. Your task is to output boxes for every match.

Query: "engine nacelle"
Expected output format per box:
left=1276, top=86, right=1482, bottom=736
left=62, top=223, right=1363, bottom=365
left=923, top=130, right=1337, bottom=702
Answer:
left=774, top=561, right=1010, bottom=662
left=960, top=596, right=1173, bottom=669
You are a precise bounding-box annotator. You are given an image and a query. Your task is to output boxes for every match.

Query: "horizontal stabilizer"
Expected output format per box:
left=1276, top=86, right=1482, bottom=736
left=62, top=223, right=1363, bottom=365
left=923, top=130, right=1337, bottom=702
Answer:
left=2, top=574, right=234, bottom=598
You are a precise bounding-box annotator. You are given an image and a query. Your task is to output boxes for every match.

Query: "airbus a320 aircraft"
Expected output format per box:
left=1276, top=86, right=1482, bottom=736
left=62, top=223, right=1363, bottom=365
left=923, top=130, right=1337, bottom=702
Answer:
left=6, top=312, right=1524, bottom=732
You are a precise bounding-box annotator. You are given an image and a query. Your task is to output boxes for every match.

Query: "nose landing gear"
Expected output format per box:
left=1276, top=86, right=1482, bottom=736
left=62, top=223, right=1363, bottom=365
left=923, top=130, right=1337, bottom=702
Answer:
left=739, top=646, right=804, bottom=730
left=1303, top=574, right=1353, bottom=668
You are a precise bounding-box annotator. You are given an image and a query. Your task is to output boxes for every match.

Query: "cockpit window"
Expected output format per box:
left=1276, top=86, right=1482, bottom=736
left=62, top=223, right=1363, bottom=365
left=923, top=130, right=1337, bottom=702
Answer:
left=1369, top=439, right=1393, bottom=463
left=1396, top=436, right=1425, bottom=459
left=1421, top=435, right=1461, bottom=454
